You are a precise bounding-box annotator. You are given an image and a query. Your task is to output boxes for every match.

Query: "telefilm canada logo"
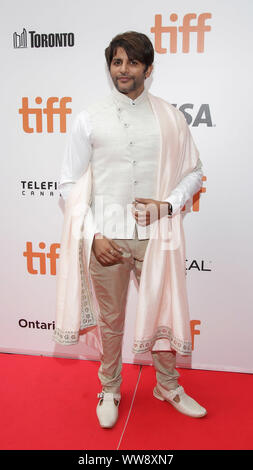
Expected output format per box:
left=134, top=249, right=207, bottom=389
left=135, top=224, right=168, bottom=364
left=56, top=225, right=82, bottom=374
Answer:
left=13, top=28, right=75, bottom=49
left=21, top=180, right=59, bottom=198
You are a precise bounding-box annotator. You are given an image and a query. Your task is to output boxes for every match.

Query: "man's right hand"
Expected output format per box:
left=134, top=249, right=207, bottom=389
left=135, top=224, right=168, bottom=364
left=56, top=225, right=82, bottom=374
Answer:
left=92, top=233, right=124, bottom=266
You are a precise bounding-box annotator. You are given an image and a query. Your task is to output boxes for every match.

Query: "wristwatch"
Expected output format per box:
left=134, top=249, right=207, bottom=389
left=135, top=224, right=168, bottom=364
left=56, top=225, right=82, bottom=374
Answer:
left=168, top=202, right=173, bottom=216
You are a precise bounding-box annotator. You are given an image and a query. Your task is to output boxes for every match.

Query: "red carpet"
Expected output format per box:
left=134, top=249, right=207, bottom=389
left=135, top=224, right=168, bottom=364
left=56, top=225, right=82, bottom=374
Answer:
left=0, top=352, right=252, bottom=450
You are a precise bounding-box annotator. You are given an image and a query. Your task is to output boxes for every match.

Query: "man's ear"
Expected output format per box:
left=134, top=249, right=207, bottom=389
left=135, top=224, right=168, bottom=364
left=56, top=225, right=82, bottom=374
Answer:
left=145, top=64, right=153, bottom=79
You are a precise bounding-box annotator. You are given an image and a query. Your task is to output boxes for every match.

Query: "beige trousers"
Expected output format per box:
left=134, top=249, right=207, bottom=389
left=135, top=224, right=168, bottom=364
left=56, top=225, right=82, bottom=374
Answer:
left=89, top=227, right=179, bottom=394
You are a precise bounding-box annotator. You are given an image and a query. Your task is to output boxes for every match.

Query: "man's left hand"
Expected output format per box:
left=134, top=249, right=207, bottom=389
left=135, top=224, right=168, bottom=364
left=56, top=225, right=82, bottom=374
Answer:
left=132, top=198, right=172, bottom=226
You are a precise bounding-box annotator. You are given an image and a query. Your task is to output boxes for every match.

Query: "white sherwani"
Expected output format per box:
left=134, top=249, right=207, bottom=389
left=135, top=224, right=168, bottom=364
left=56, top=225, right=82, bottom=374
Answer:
left=54, top=89, right=203, bottom=356
left=59, top=88, right=203, bottom=239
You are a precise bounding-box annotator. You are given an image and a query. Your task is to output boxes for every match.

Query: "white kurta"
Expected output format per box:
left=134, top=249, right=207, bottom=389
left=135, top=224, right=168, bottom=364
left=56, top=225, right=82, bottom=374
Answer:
left=53, top=90, right=203, bottom=356
left=59, top=88, right=203, bottom=239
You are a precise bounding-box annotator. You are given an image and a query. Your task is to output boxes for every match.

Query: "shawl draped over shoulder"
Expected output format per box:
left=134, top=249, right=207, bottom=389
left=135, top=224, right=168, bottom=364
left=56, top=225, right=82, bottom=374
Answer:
left=53, top=93, right=200, bottom=356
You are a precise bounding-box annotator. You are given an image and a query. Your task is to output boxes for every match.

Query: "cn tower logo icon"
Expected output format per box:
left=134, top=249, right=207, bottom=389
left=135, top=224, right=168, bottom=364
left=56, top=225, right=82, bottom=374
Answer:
left=13, top=28, right=75, bottom=48
left=13, top=28, right=27, bottom=48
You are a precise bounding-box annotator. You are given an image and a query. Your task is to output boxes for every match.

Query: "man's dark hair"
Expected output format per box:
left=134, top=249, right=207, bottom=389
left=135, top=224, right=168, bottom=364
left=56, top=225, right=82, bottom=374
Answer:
left=105, top=31, right=154, bottom=72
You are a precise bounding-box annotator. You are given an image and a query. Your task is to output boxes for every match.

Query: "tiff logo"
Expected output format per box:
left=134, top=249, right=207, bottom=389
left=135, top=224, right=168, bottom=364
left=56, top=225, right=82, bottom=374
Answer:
left=151, top=12, right=211, bottom=53
left=191, top=320, right=201, bottom=350
left=13, top=28, right=28, bottom=48
left=23, top=242, right=60, bottom=275
left=182, top=176, right=206, bottom=213
left=18, top=97, right=72, bottom=133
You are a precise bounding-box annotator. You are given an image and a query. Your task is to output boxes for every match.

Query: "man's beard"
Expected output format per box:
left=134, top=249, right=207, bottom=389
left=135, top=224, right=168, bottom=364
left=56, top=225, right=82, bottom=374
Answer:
left=114, top=76, right=140, bottom=95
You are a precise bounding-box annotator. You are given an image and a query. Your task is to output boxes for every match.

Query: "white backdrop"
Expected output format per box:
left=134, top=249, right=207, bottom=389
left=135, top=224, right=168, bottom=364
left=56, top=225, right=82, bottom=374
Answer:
left=1, top=0, right=253, bottom=373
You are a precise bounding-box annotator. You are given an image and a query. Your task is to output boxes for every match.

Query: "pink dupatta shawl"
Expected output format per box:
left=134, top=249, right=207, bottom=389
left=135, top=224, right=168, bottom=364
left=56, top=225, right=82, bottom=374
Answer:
left=53, top=93, right=199, bottom=356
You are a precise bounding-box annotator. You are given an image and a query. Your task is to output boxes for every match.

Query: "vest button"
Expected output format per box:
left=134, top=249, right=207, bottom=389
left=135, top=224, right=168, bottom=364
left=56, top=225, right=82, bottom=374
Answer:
left=132, top=160, right=136, bottom=165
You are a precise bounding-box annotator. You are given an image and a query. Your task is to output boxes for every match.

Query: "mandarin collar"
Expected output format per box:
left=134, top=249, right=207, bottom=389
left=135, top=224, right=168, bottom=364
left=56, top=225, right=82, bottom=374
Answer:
left=112, top=86, right=148, bottom=107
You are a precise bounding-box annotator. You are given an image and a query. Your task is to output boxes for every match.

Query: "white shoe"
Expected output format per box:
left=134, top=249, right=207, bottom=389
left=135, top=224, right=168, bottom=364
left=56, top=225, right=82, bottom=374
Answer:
left=153, top=383, right=207, bottom=418
left=96, top=391, right=121, bottom=428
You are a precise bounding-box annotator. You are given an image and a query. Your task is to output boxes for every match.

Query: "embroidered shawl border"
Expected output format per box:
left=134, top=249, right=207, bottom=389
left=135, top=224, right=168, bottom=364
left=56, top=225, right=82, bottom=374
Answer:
left=53, top=234, right=97, bottom=345
left=132, top=326, right=192, bottom=356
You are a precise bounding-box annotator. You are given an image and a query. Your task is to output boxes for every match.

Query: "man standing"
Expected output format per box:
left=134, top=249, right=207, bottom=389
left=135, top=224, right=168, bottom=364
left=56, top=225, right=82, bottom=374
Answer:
left=55, top=31, right=207, bottom=428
